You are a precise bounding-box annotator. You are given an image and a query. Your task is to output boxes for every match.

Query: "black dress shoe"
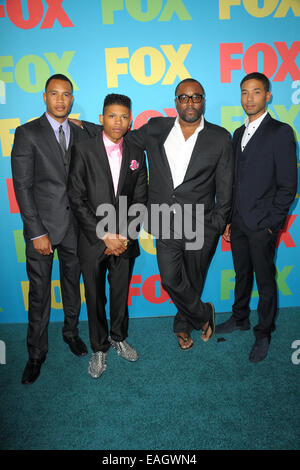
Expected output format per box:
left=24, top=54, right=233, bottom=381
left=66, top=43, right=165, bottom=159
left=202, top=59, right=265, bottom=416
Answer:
left=215, top=315, right=250, bottom=334
left=249, top=337, right=270, bottom=363
left=63, top=336, right=88, bottom=357
left=21, top=357, right=45, bottom=385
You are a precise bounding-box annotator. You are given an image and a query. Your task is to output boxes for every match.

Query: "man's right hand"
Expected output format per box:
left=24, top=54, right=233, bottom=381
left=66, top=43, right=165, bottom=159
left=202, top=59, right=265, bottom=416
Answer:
left=102, top=233, right=128, bottom=256
left=33, top=235, right=53, bottom=256
left=222, top=224, right=231, bottom=242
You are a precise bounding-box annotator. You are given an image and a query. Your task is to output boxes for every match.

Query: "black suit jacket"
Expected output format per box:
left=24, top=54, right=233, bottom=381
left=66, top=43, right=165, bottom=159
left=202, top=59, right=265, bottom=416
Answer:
left=11, top=113, right=92, bottom=245
left=232, top=113, right=297, bottom=231
left=126, top=117, right=234, bottom=236
left=67, top=129, right=147, bottom=260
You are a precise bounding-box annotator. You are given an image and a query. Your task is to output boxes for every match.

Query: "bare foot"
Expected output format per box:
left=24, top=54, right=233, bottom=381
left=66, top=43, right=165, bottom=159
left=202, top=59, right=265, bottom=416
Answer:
left=176, top=333, right=194, bottom=350
left=201, top=322, right=212, bottom=342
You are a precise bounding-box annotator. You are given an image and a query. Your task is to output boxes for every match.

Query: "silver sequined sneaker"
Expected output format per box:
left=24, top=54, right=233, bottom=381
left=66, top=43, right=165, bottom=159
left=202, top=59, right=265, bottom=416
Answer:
left=109, top=338, right=139, bottom=362
left=88, top=351, right=108, bottom=378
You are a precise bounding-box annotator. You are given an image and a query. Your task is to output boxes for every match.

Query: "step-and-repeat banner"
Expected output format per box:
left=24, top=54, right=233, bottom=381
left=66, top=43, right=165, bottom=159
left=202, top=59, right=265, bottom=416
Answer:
left=0, top=0, right=299, bottom=323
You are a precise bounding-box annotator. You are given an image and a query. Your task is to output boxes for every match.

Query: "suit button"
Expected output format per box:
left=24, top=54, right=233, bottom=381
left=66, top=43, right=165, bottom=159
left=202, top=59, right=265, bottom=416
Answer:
left=66, top=206, right=69, bottom=210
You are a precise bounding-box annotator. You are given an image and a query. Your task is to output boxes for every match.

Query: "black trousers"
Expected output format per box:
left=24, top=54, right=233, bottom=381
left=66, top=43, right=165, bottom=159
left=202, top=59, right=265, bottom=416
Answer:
left=81, top=253, right=135, bottom=353
left=231, top=214, right=278, bottom=340
left=156, top=225, right=219, bottom=334
left=25, top=227, right=81, bottom=360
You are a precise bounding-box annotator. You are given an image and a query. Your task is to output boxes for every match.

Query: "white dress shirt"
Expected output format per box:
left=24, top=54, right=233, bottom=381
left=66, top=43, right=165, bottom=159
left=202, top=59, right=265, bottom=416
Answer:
left=241, top=111, right=267, bottom=151
left=164, top=115, right=204, bottom=188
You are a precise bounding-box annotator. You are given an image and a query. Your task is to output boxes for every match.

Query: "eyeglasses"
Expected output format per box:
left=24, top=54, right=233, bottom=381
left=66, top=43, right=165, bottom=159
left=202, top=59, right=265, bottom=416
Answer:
left=176, top=94, right=204, bottom=104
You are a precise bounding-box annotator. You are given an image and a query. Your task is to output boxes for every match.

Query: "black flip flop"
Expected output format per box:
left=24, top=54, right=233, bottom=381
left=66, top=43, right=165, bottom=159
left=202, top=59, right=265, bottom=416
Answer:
left=176, top=333, right=194, bottom=350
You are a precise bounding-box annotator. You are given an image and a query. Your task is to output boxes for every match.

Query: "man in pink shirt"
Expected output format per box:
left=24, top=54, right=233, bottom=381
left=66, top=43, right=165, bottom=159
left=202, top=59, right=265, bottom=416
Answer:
left=67, top=94, right=147, bottom=379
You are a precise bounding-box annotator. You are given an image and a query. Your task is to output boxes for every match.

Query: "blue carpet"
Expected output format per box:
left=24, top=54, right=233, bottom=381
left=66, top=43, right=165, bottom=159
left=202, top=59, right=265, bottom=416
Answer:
left=0, top=308, right=299, bottom=450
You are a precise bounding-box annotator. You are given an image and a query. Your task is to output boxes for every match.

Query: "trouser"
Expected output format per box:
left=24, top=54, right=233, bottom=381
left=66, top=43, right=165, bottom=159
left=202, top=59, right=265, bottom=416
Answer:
left=81, top=253, right=135, bottom=353
left=25, top=227, right=81, bottom=360
left=231, top=214, right=278, bottom=340
left=156, top=225, right=219, bottom=334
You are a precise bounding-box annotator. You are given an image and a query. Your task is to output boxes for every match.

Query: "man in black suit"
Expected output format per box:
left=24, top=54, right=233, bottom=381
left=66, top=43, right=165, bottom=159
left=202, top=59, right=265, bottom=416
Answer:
left=67, top=94, right=147, bottom=379
left=127, top=78, right=234, bottom=348
left=78, top=78, right=234, bottom=350
left=215, top=72, right=297, bottom=362
left=11, top=74, right=90, bottom=384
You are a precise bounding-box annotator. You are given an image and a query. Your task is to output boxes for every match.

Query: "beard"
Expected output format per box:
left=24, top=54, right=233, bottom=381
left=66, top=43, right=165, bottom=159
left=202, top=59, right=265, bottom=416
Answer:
left=179, top=106, right=203, bottom=123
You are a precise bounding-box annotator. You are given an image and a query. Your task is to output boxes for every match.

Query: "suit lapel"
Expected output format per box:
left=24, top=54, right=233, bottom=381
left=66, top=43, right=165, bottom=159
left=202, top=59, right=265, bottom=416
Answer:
left=183, top=120, right=214, bottom=183
left=241, top=113, right=271, bottom=156
left=68, top=123, right=75, bottom=149
left=116, top=140, right=130, bottom=199
left=234, top=125, right=244, bottom=152
left=95, top=133, right=116, bottom=202
left=181, top=121, right=209, bottom=183
left=159, top=120, right=176, bottom=188
left=39, top=113, right=66, bottom=172
left=234, top=126, right=244, bottom=177
left=64, top=123, right=76, bottom=173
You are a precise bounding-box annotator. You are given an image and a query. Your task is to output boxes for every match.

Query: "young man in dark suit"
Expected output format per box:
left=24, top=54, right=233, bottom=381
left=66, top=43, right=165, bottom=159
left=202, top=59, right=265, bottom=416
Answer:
left=215, top=72, right=297, bottom=362
left=67, top=94, right=147, bottom=379
left=11, top=74, right=91, bottom=385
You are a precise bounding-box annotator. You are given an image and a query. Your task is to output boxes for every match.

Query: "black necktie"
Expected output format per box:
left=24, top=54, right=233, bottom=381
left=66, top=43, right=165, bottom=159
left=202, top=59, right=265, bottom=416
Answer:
left=59, top=125, right=67, bottom=154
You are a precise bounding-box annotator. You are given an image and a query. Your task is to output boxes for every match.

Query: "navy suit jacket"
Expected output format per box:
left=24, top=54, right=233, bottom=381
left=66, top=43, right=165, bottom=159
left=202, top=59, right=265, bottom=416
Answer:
left=232, top=113, right=297, bottom=232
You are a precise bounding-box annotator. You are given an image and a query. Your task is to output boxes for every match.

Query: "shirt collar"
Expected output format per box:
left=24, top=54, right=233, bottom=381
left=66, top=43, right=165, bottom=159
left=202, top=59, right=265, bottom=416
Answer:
left=244, top=110, right=268, bottom=129
left=175, top=114, right=204, bottom=134
left=102, top=131, right=123, bottom=150
left=45, top=112, right=69, bottom=131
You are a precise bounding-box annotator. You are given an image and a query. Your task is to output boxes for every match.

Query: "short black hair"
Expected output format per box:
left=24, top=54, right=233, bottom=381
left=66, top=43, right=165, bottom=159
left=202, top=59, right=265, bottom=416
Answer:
left=175, top=78, right=205, bottom=96
left=103, top=94, right=131, bottom=113
left=45, top=74, right=73, bottom=92
left=240, top=72, right=270, bottom=92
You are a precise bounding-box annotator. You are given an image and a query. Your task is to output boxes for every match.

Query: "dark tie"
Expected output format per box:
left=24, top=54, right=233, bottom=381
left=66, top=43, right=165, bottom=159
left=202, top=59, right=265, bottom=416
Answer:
left=59, top=125, right=67, bottom=154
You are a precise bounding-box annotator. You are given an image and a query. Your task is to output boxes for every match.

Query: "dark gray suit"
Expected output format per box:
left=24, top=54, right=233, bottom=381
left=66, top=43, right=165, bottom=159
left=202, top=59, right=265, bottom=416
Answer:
left=11, top=113, right=92, bottom=360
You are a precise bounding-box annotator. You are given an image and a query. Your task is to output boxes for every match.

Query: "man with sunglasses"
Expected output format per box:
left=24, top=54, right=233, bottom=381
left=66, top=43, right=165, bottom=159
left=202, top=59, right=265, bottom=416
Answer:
left=128, top=78, right=234, bottom=349
left=79, top=78, right=234, bottom=350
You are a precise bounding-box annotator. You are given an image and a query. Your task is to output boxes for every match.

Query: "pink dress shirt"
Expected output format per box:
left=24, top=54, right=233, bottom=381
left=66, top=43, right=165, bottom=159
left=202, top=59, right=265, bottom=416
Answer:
left=102, top=131, right=123, bottom=196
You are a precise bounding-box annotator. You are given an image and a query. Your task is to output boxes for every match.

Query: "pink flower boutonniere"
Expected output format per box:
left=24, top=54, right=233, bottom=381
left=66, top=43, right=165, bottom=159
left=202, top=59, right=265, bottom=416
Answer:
left=130, top=160, right=139, bottom=171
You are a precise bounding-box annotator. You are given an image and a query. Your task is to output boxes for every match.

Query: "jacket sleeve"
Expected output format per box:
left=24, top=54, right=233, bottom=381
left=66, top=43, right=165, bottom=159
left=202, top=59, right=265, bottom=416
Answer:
left=82, top=121, right=149, bottom=150
left=81, top=120, right=102, bottom=138
left=124, top=124, right=148, bottom=150
left=259, top=124, right=297, bottom=231
left=211, top=130, right=234, bottom=233
left=11, top=126, right=47, bottom=239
